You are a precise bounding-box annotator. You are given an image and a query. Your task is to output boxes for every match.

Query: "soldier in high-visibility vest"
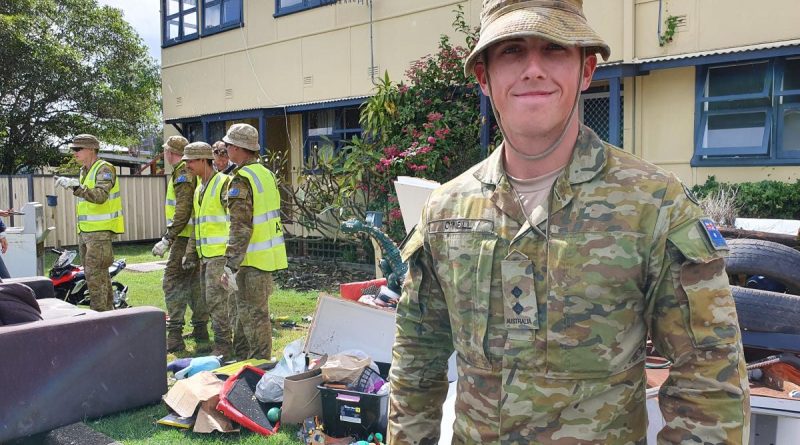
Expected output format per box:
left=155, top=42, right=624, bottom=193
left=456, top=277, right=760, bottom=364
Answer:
left=152, top=135, right=208, bottom=353
left=220, top=123, right=288, bottom=360
left=54, top=134, right=124, bottom=312
left=182, top=142, right=234, bottom=358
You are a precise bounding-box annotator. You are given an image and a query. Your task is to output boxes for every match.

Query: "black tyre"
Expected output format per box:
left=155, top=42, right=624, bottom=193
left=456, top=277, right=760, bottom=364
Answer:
left=725, top=239, right=800, bottom=294
left=731, top=286, right=800, bottom=335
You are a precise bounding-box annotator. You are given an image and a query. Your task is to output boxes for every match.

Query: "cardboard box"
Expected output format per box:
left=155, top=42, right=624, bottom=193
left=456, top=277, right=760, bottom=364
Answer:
left=281, top=356, right=328, bottom=424
left=162, top=371, right=238, bottom=433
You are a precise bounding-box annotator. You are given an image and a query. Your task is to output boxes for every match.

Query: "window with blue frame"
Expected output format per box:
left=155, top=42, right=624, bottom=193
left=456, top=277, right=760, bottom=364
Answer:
left=303, top=107, right=362, bottom=171
left=695, top=56, right=800, bottom=164
left=163, top=0, right=199, bottom=45
left=203, top=0, right=242, bottom=35
left=275, top=0, right=337, bottom=17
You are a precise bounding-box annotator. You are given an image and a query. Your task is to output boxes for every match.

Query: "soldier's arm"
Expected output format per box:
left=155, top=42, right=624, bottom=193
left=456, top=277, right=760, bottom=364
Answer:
left=647, top=177, right=749, bottom=445
left=387, top=224, right=453, bottom=444
left=73, top=165, right=114, bottom=204
left=165, top=175, right=195, bottom=241
left=224, top=176, right=253, bottom=271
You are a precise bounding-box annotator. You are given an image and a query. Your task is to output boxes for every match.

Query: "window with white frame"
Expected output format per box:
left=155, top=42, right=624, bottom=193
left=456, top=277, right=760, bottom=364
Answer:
left=163, top=0, right=199, bottom=45
left=695, top=57, right=800, bottom=163
left=203, top=0, right=242, bottom=34
left=275, top=0, right=336, bottom=17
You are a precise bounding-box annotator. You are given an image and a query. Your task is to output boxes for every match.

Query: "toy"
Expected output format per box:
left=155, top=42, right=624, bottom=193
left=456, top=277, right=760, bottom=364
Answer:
left=340, top=218, right=407, bottom=294
left=267, top=407, right=281, bottom=423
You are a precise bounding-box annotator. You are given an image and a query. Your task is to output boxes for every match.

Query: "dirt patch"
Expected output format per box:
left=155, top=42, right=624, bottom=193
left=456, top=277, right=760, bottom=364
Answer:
left=273, top=257, right=376, bottom=292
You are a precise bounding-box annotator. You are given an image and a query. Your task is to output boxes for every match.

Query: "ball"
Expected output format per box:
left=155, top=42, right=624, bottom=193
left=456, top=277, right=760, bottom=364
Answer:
left=267, top=407, right=281, bottom=423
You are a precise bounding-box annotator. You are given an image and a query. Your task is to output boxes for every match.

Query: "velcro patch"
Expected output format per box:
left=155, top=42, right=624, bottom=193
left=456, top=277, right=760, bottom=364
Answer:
left=699, top=218, right=728, bottom=250
left=228, top=188, right=240, bottom=198
left=428, top=219, right=494, bottom=234
left=101, top=172, right=113, bottom=180
left=176, top=175, right=188, bottom=183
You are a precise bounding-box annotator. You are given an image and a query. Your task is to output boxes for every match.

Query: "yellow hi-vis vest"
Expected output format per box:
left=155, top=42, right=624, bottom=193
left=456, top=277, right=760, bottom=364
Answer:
left=77, top=159, right=124, bottom=234
left=194, top=172, right=230, bottom=259
left=236, top=164, right=288, bottom=271
left=165, top=160, right=194, bottom=238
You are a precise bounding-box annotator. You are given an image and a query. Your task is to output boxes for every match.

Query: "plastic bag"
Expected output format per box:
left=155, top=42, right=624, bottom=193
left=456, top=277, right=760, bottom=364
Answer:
left=254, top=338, right=306, bottom=403
left=321, top=349, right=379, bottom=384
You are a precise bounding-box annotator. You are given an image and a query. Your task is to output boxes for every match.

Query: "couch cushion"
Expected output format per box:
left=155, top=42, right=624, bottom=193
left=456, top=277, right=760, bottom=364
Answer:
left=37, top=298, right=95, bottom=320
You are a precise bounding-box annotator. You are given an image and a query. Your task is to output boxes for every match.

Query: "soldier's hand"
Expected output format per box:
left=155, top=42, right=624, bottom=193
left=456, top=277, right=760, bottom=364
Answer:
left=181, top=256, right=197, bottom=271
left=54, top=176, right=80, bottom=189
left=0, top=236, right=7, bottom=254
left=221, top=266, right=239, bottom=292
left=152, top=237, right=171, bottom=257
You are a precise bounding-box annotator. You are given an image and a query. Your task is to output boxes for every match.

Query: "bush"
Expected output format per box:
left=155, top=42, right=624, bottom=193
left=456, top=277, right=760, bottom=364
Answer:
left=692, top=176, right=800, bottom=220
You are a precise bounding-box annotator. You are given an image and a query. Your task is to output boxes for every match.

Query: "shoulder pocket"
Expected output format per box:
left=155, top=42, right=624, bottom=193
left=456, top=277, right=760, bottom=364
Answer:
left=668, top=220, right=738, bottom=348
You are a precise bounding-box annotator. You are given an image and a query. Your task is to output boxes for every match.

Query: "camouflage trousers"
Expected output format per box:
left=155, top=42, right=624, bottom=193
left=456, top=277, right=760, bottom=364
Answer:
left=78, top=231, right=114, bottom=312
left=164, top=236, right=206, bottom=333
left=201, top=256, right=234, bottom=352
left=232, top=267, right=273, bottom=360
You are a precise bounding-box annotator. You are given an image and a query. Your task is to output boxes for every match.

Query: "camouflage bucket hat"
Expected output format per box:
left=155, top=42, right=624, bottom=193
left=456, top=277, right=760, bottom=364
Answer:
left=163, top=135, right=189, bottom=154
left=222, top=123, right=260, bottom=152
left=464, top=0, right=611, bottom=76
left=181, top=142, right=214, bottom=161
left=69, top=134, right=100, bottom=150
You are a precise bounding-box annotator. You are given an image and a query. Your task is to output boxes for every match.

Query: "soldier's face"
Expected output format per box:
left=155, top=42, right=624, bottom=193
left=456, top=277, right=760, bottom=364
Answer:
left=186, top=158, right=204, bottom=176
left=72, top=147, right=94, bottom=167
left=475, top=37, right=596, bottom=143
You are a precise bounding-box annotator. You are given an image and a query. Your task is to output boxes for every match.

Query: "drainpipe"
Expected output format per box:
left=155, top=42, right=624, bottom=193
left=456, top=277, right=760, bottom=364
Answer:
left=369, top=0, right=377, bottom=85
left=657, top=0, right=663, bottom=44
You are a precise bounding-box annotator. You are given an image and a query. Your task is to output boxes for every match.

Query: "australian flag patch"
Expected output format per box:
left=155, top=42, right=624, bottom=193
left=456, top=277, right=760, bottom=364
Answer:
left=101, top=172, right=112, bottom=180
left=228, top=188, right=240, bottom=198
left=699, top=218, right=728, bottom=250
left=176, top=175, right=188, bottom=183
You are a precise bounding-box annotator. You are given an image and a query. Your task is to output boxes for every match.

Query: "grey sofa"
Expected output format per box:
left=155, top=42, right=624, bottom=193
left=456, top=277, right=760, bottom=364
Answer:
left=0, top=279, right=167, bottom=443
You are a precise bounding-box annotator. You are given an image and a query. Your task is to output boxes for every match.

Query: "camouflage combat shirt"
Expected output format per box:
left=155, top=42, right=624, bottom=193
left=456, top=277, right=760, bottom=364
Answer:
left=164, top=161, right=197, bottom=241
left=388, top=126, right=750, bottom=445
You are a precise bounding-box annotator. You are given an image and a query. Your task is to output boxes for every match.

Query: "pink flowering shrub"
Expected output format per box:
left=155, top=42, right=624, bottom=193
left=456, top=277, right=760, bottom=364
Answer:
left=339, top=6, right=483, bottom=241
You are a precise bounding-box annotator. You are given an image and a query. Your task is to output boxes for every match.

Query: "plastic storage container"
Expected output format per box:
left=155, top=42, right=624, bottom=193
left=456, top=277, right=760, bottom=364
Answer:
left=318, top=363, right=390, bottom=439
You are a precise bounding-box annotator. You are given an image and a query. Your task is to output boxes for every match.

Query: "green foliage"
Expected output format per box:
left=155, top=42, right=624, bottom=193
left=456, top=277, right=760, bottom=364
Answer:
left=659, top=15, right=680, bottom=46
left=0, top=0, right=161, bottom=173
left=286, top=5, right=483, bottom=242
left=692, top=176, right=800, bottom=219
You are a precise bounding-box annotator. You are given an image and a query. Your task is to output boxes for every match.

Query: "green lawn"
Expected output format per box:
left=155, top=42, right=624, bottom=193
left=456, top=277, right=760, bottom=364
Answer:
left=44, top=243, right=322, bottom=444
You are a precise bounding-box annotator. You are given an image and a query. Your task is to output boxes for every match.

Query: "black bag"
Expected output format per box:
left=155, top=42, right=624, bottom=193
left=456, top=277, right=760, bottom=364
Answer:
left=0, top=283, right=42, bottom=326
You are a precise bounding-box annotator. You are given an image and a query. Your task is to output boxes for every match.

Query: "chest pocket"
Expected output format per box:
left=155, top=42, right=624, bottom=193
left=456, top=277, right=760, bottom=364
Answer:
left=545, top=232, right=647, bottom=378
left=428, top=219, right=496, bottom=368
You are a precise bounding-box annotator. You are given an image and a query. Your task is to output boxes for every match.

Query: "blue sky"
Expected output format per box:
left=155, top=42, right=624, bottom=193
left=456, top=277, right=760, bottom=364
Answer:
left=98, top=0, right=162, bottom=64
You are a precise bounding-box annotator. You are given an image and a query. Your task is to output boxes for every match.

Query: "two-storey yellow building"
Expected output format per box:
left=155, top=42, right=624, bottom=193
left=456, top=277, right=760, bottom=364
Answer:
left=161, top=0, right=800, bottom=189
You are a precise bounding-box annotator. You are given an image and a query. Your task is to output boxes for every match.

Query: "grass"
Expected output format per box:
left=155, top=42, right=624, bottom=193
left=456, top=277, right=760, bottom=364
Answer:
left=44, top=243, right=321, bottom=444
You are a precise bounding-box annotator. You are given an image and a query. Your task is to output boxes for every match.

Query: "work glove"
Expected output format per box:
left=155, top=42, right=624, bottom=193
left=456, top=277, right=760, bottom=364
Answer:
left=181, top=256, right=198, bottom=271
left=54, top=176, right=80, bottom=189
left=221, top=266, right=239, bottom=292
left=151, top=237, right=171, bottom=257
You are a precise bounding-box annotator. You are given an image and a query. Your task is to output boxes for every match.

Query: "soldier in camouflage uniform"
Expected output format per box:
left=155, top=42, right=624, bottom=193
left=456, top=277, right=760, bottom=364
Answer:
left=388, top=1, right=750, bottom=444
left=55, top=135, right=124, bottom=312
left=152, top=136, right=208, bottom=353
left=182, top=142, right=235, bottom=358
left=220, top=124, right=288, bottom=360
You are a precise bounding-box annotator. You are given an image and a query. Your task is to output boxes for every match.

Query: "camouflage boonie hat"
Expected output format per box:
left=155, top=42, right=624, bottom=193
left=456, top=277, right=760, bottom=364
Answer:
left=163, top=135, right=189, bottom=154
left=69, top=134, right=100, bottom=150
left=181, top=142, right=214, bottom=161
left=464, top=0, right=611, bottom=76
left=223, top=123, right=260, bottom=152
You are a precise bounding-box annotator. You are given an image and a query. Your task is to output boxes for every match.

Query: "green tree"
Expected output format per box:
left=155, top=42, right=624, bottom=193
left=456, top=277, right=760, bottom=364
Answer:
left=0, top=0, right=161, bottom=173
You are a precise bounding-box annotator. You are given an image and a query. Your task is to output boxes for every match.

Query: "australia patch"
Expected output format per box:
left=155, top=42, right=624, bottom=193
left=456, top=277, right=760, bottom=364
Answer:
left=699, top=217, right=728, bottom=250
left=101, top=172, right=113, bottom=180
left=176, top=174, right=188, bottom=183
left=227, top=188, right=240, bottom=198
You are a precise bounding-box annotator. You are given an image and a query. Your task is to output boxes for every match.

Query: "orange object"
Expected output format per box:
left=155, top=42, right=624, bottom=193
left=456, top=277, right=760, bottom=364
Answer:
left=763, top=362, right=800, bottom=393
left=339, top=278, right=387, bottom=301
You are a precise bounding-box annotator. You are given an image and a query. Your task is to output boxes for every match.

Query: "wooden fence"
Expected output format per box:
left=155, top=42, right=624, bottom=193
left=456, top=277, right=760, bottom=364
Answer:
left=0, top=175, right=167, bottom=248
